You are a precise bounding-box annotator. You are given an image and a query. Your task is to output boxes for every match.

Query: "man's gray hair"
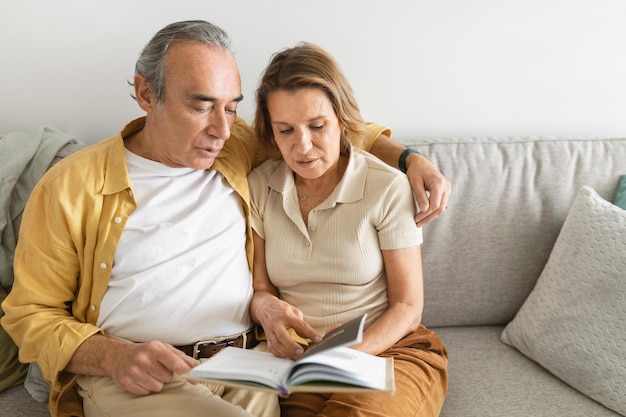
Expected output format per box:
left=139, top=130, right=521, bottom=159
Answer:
left=133, top=20, right=232, bottom=104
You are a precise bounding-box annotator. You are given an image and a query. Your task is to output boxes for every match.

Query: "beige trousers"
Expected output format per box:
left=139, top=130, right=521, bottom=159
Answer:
left=76, top=374, right=278, bottom=417
left=76, top=342, right=279, bottom=417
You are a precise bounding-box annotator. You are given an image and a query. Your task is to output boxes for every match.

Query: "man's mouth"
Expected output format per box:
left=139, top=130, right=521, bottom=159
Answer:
left=196, top=146, right=221, bottom=157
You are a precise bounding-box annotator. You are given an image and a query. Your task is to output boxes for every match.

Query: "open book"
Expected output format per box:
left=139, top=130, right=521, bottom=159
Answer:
left=187, top=314, right=394, bottom=396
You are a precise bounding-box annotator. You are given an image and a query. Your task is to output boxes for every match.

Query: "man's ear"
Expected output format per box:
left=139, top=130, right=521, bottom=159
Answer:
left=134, top=74, right=156, bottom=112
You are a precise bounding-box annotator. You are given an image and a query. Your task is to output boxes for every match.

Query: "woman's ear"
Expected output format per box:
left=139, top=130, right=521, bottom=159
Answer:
left=134, top=74, right=156, bottom=112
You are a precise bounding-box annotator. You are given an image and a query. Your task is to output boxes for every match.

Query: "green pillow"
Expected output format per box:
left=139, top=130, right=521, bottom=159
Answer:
left=614, top=175, right=626, bottom=209
left=0, top=287, right=29, bottom=392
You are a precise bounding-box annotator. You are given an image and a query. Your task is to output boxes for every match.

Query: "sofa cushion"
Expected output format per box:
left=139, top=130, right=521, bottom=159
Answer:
left=404, top=137, right=626, bottom=327
left=436, top=326, right=620, bottom=417
left=0, top=384, right=49, bottom=417
left=500, top=186, right=626, bottom=415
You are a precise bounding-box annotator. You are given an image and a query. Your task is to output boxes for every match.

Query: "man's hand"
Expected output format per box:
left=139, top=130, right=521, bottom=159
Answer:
left=405, top=152, right=451, bottom=226
left=368, top=133, right=451, bottom=226
left=109, top=340, right=197, bottom=395
left=65, top=334, right=197, bottom=396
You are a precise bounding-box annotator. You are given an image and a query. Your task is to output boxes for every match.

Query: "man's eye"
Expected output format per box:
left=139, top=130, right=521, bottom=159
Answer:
left=226, top=108, right=238, bottom=115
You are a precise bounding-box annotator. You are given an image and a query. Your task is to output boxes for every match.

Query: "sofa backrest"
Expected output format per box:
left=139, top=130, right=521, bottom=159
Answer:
left=405, top=136, right=626, bottom=327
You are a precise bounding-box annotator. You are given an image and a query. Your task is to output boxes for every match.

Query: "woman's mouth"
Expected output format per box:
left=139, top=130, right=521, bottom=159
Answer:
left=296, top=157, right=317, bottom=167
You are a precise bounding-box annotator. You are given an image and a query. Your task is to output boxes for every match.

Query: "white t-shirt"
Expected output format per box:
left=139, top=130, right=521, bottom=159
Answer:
left=97, top=150, right=252, bottom=344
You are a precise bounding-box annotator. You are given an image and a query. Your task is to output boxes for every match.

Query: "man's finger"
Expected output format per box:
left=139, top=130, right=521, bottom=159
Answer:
left=415, top=192, right=449, bottom=226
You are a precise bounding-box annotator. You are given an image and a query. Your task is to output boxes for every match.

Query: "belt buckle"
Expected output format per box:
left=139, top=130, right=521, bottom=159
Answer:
left=192, top=330, right=251, bottom=359
left=193, top=337, right=239, bottom=360
left=193, top=340, right=218, bottom=360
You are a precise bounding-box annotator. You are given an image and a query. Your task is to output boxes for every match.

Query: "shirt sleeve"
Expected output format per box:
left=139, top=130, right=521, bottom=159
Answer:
left=363, top=122, right=393, bottom=152
left=377, top=173, right=423, bottom=250
left=2, top=180, right=102, bottom=386
left=227, top=117, right=255, bottom=173
left=247, top=164, right=270, bottom=240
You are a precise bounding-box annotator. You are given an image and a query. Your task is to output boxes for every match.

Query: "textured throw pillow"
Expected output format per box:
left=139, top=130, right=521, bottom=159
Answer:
left=501, top=186, right=626, bottom=416
left=613, top=174, right=626, bottom=209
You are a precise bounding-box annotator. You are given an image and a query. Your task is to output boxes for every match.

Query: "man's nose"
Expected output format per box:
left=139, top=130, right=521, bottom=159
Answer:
left=206, top=109, right=231, bottom=140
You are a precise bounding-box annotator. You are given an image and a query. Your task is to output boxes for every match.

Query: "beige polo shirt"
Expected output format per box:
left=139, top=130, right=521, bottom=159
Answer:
left=248, top=149, right=422, bottom=334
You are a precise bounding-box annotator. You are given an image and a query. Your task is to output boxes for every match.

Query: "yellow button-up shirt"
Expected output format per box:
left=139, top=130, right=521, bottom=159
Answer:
left=1, top=116, right=388, bottom=417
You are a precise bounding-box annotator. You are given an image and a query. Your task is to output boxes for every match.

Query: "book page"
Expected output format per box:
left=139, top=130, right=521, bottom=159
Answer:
left=287, top=346, right=390, bottom=391
left=188, top=347, right=293, bottom=389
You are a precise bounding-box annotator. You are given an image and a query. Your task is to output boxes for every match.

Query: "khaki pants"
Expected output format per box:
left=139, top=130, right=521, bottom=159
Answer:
left=280, top=325, right=448, bottom=417
left=76, top=342, right=279, bottom=417
left=77, top=374, right=278, bottom=417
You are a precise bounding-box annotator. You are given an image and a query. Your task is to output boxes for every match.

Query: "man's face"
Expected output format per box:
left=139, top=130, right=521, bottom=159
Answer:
left=140, top=41, right=242, bottom=169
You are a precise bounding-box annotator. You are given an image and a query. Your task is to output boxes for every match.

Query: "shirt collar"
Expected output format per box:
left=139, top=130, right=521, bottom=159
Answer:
left=267, top=147, right=367, bottom=204
left=102, top=117, right=145, bottom=195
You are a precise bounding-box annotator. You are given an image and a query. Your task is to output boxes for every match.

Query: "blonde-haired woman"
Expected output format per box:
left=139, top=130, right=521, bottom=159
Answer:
left=248, top=42, right=448, bottom=417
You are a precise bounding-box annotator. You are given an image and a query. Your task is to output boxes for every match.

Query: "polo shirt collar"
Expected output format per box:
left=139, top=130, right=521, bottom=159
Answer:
left=266, top=147, right=367, bottom=204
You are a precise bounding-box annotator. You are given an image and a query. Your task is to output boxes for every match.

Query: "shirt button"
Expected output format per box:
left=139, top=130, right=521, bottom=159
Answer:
left=128, top=190, right=133, bottom=197
left=99, top=263, right=107, bottom=269
left=114, top=217, right=122, bottom=224
left=305, top=241, right=310, bottom=247
left=90, top=305, right=96, bottom=312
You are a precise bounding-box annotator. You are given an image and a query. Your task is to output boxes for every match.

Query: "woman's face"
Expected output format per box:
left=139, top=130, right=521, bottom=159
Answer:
left=266, top=88, right=343, bottom=180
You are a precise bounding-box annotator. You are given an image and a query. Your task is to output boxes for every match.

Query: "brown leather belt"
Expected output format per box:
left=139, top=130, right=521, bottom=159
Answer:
left=174, top=328, right=256, bottom=360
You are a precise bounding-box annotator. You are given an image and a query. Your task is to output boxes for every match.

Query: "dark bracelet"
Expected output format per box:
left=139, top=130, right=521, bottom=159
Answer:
left=398, top=148, right=422, bottom=174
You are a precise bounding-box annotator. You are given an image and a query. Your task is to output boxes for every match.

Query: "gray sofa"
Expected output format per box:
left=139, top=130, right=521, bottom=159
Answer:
left=418, top=136, right=625, bottom=416
left=1, top=135, right=625, bottom=416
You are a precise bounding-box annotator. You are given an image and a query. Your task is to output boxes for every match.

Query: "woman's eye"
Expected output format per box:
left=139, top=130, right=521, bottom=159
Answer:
left=311, top=124, right=324, bottom=130
left=278, top=128, right=293, bottom=134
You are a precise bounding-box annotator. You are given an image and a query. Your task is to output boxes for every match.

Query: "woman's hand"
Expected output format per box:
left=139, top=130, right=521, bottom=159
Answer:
left=252, top=292, right=321, bottom=360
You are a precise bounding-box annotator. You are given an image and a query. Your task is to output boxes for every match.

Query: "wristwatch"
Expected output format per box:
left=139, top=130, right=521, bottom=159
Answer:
left=398, top=148, right=422, bottom=174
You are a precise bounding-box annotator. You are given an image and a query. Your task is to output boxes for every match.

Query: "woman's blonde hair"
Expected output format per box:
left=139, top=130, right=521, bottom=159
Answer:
left=254, top=42, right=369, bottom=159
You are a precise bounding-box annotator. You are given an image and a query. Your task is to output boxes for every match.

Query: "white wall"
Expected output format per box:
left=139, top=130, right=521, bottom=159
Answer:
left=2, top=0, right=626, bottom=144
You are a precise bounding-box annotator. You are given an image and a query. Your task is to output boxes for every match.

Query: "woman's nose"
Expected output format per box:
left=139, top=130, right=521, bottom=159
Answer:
left=294, top=129, right=313, bottom=153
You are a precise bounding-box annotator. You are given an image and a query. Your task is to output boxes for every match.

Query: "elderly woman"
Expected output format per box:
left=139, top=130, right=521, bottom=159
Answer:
left=247, top=42, right=448, bottom=417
